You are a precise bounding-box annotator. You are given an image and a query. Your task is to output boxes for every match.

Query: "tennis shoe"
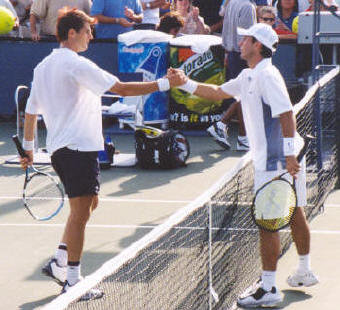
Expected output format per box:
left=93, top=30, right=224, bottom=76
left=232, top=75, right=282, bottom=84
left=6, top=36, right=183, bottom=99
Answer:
left=237, top=286, right=282, bottom=308
left=62, top=280, right=104, bottom=301
left=236, top=136, right=249, bottom=151
left=206, top=121, right=231, bottom=150
left=287, top=270, right=319, bottom=287
left=42, top=258, right=66, bottom=286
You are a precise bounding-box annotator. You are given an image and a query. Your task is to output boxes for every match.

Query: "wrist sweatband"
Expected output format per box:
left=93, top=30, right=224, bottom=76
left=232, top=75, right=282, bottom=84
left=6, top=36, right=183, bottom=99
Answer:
left=157, top=78, right=170, bottom=92
left=283, top=137, right=295, bottom=156
left=23, top=139, right=34, bottom=151
left=178, top=79, right=198, bottom=94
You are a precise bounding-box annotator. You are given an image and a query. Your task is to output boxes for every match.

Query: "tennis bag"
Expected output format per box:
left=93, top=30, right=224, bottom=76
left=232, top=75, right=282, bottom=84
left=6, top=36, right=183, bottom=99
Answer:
left=135, top=127, right=190, bottom=169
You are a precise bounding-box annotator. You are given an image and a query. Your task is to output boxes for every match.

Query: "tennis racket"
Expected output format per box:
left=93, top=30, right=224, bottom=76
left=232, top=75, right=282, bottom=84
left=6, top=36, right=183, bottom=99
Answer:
left=12, top=135, right=64, bottom=221
left=251, top=134, right=314, bottom=232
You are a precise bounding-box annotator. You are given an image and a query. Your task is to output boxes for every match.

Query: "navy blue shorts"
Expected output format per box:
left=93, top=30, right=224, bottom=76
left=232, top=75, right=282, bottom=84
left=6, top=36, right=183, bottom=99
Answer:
left=51, top=147, right=100, bottom=198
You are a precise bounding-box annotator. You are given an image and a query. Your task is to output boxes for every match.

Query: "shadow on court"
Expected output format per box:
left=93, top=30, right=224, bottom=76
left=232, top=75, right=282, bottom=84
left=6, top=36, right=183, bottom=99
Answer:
left=279, top=290, right=313, bottom=308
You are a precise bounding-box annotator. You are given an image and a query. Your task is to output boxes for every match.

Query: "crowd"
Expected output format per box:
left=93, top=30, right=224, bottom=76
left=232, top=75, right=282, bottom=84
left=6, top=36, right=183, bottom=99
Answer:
left=0, top=0, right=337, bottom=40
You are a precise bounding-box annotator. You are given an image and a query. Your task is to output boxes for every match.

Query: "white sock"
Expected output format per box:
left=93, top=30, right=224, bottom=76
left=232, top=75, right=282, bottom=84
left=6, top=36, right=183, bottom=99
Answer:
left=67, top=263, right=81, bottom=286
left=297, top=254, right=311, bottom=273
left=261, top=270, right=276, bottom=291
left=55, top=243, right=67, bottom=267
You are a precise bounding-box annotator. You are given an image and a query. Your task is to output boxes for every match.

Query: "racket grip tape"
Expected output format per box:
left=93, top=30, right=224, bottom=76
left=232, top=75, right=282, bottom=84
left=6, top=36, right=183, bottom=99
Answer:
left=296, top=134, right=315, bottom=163
left=12, top=135, right=29, bottom=158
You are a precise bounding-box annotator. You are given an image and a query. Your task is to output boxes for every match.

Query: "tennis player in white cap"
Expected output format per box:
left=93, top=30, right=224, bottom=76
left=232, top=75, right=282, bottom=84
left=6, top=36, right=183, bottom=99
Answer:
left=168, top=23, right=319, bottom=308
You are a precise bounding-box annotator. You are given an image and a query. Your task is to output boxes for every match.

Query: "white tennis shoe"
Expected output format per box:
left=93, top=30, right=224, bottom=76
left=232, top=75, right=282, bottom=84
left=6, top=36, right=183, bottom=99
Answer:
left=237, top=286, right=282, bottom=308
left=236, top=136, right=249, bottom=151
left=42, top=258, right=66, bottom=286
left=206, top=121, right=231, bottom=150
left=62, top=278, right=104, bottom=301
left=287, top=270, right=319, bottom=287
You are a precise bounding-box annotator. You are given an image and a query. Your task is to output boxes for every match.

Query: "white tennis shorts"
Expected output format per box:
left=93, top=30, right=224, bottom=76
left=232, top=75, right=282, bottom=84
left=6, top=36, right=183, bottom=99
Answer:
left=254, top=158, right=307, bottom=207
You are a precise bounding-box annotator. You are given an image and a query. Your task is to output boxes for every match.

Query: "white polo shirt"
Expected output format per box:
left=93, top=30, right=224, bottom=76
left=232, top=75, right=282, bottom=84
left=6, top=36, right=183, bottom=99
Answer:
left=26, top=48, right=118, bottom=154
left=221, top=58, right=303, bottom=171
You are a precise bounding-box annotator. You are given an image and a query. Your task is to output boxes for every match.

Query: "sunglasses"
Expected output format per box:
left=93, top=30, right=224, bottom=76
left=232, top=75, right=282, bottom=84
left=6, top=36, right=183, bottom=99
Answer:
left=261, top=17, right=275, bottom=22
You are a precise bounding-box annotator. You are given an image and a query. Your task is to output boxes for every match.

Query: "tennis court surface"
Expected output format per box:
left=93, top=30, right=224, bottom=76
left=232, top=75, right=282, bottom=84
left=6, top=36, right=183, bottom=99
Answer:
left=0, top=65, right=340, bottom=310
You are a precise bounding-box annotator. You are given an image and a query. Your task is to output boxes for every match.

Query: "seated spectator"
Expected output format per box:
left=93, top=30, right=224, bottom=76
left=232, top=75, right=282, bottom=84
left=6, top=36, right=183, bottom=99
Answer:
left=275, top=0, right=298, bottom=39
left=273, top=0, right=309, bottom=11
left=175, top=0, right=210, bottom=34
left=91, top=0, right=142, bottom=39
left=160, top=0, right=173, bottom=16
left=135, top=0, right=167, bottom=30
left=29, top=0, right=91, bottom=41
left=157, top=11, right=184, bottom=36
left=192, top=0, right=223, bottom=34
left=258, top=5, right=276, bottom=27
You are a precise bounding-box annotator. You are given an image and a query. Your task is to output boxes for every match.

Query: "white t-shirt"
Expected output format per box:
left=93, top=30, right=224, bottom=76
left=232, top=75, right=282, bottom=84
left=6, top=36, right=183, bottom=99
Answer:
left=26, top=48, right=118, bottom=154
left=141, top=0, right=160, bottom=25
left=221, top=58, right=303, bottom=171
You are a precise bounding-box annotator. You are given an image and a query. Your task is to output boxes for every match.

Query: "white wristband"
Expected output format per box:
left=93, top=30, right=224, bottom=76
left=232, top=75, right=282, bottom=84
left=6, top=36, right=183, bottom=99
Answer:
left=157, top=78, right=170, bottom=92
left=178, top=79, right=198, bottom=94
left=283, top=137, right=295, bottom=156
left=23, top=139, right=34, bottom=151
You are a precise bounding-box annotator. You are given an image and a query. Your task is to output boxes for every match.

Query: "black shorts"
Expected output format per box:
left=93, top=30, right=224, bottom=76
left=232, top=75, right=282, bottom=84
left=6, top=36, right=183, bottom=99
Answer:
left=51, top=147, right=100, bottom=198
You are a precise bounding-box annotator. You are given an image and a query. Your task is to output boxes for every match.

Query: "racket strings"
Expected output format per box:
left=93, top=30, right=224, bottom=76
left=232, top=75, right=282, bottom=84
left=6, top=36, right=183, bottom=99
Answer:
left=253, top=179, right=297, bottom=231
left=24, top=174, right=63, bottom=220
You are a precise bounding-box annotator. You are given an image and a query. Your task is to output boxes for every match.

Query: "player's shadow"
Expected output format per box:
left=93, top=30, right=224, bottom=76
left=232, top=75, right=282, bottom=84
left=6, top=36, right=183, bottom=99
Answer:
left=276, top=289, right=312, bottom=309
left=19, top=295, right=58, bottom=310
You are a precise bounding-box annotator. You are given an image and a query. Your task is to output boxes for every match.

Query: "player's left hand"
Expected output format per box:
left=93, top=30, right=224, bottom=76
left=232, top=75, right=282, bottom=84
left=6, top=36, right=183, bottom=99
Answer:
left=285, top=155, right=300, bottom=178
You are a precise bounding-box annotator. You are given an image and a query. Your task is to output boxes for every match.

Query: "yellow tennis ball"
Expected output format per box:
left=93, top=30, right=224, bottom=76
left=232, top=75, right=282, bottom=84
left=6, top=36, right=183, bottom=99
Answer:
left=292, top=16, right=299, bottom=34
left=0, top=6, right=15, bottom=35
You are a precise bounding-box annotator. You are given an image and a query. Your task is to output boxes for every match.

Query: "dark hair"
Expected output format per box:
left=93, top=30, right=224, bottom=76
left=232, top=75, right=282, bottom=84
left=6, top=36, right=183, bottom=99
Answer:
left=56, top=7, right=95, bottom=42
left=157, top=12, right=184, bottom=34
left=277, top=0, right=299, bottom=15
left=251, top=37, right=276, bottom=58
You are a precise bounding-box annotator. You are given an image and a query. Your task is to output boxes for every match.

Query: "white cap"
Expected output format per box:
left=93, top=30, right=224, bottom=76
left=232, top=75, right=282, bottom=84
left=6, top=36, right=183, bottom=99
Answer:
left=237, top=23, right=279, bottom=53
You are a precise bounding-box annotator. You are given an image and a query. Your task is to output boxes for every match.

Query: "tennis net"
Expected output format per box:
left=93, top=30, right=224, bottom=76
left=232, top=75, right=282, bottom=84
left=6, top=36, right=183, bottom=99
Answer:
left=42, top=65, right=339, bottom=310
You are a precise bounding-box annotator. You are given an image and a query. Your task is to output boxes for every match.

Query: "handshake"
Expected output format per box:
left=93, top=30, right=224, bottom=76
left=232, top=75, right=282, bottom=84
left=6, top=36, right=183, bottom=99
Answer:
left=157, top=68, right=198, bottom=94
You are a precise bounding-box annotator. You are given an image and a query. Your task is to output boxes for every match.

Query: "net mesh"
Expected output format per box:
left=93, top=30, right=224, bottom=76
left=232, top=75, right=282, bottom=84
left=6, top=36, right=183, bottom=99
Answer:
left=42, top=65, right=339, bottom=310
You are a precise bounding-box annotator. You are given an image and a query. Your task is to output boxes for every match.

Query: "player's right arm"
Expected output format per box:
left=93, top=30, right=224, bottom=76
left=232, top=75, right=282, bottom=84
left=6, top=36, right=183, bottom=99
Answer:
left=167, top=68, right=233, bottom=101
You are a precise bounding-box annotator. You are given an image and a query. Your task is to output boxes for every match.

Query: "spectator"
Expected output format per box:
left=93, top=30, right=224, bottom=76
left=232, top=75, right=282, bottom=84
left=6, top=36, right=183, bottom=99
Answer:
left=135, top=0, right=167, bottom=30
left=258, top=5, right=276, bottom=27
left=10, top=0, right=31, bottom=23
left=192, top=0, right=223, bottom=33
left=157, top=11, right=184, bottom=36
left=29, top=0, right=91, bottom=41
left=275, top=0, right=298, bottom=39
left=160, top=0, right=173, bottom=16
left=175, top=0, right=210, bottom=34
left=206, top=0, right=256, bottom=151
left=91, top=0, right=142, bottom=39
left=273, top=0, right=309, bottom=11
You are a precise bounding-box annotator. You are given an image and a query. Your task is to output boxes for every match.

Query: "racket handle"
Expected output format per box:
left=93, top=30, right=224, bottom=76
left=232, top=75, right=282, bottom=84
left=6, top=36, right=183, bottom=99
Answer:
left=12, top=135, right=29, bottom=158
left=296, top=134, right=315, bottom=163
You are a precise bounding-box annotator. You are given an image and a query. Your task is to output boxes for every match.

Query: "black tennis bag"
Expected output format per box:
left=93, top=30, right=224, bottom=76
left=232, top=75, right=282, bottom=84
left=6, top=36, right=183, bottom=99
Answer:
left=135, top=127, right=190, bottom=169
